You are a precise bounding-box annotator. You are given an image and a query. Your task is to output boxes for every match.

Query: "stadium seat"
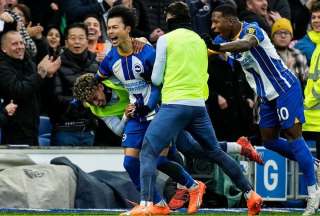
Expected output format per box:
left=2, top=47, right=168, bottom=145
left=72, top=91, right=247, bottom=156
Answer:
left=38, top=116, right=52, bottom=146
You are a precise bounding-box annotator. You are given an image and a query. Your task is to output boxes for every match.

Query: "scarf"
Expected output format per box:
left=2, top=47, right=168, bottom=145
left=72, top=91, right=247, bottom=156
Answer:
left=6, top=10, right=37, bottom=57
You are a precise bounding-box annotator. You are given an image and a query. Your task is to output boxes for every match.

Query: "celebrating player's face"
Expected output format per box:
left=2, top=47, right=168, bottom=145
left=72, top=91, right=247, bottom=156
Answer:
left=107, top=17, right=131, bottom=46
left=88, top=84, right=106, bottom=107
left=211, top=12, right=230, bottom=39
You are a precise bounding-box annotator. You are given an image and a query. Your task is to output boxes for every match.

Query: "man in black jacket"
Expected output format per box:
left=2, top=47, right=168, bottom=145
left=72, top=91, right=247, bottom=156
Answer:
left=0, top=30, right=60, bottom=145
left=51, top=23, right=100, bottom=146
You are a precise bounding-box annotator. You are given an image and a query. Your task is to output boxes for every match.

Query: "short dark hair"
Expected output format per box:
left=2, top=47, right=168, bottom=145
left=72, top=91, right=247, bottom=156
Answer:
left=166, top=1, right=190, bottom=21
left=311, top=2, right=320, bottom=13
left=107, top=5, right=136, bottom=30
left=213, top=4, right=238, bottom=18
left=65, top=23, right=88, bottom=39
left=83, top=14, right=100, bottom=23
left=73, top=73, right=99, bottom=102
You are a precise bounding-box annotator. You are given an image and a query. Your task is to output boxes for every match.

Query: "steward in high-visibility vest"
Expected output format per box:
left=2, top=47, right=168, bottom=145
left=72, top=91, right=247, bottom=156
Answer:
left=303, top=31, right=320, bottom=132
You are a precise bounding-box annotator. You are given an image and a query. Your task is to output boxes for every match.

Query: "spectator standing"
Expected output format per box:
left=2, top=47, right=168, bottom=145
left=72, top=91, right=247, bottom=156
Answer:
left=39, top=25, right=63, bottom=115
left=0, top=31, right=60, bottom=145
left=0, top=3, right=38, bottom=57
left=238, top=0, right=271, bottom=36
left=295, top=2, right=320, bottom=65
left=46, top=25, right=63, bottom=57
left=271, top=18, right=308, bottom=89
left=12, top=4, right=48, bottom=63
left=84, top=14, right=111, bottom=62
left=50, top=23, right=99, bottom=146
left=300, top=3, right=320, bottom=160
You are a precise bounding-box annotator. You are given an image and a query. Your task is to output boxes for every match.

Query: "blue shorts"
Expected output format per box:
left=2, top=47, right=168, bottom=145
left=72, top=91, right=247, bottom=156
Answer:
left=122, top=118, right=149, bottom=149
left=259, top=81, right=305, bottom=129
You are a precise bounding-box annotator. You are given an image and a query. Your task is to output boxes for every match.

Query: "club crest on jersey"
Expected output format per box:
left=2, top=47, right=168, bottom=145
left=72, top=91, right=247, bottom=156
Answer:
left=246, top=27, right=256, bottom=35
left=134, top=63, right=143, bottom=73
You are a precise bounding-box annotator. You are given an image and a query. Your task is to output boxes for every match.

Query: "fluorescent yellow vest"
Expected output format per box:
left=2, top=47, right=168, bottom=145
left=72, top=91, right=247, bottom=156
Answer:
left=85, top=80, right=129, bottom=118
left=161, top=28, right=209, bottom=103
left=303, top=31, right=320, bottom=132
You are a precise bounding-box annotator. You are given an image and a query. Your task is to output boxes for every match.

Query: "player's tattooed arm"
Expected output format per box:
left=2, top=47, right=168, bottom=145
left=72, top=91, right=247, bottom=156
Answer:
left=215, top=34, right=258, bottom=53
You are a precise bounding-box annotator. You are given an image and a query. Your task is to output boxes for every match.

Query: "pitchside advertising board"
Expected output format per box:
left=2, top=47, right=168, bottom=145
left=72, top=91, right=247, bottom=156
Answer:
left=255, top=147, right=287, bottom=201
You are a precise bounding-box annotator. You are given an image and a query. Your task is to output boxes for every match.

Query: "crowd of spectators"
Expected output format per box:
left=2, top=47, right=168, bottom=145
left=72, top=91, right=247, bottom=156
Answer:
left=0, top=0, right=319, bottom=153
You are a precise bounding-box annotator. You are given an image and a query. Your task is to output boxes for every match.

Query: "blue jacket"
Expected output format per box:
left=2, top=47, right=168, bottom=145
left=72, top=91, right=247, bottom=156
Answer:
left=294, top=34, right=316, bottom=65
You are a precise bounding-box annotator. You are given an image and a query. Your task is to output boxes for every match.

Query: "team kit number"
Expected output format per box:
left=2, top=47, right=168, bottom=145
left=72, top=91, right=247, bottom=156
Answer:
left=277, top=107, right=289, bottom=121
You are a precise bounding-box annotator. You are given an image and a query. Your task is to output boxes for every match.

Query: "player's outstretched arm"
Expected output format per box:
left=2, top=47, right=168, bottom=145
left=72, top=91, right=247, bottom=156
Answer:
left=213, top=34, right=258, bottom=53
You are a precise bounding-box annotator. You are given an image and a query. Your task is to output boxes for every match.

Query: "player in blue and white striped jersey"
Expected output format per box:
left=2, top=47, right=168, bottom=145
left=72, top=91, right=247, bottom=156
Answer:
left=208, top=4, right=320, bottom=216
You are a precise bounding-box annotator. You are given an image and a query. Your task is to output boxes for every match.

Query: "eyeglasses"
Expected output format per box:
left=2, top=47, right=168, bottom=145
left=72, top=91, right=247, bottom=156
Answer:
left=274, top=31, right=291, bottom=36
left=67, top=36, right=87, bottom=42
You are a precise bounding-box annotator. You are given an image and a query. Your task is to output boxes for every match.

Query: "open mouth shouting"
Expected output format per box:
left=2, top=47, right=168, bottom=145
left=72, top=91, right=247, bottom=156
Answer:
left=88, top=29, right=98, bottom=40
left=109, top=36, right=119, bottom=46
